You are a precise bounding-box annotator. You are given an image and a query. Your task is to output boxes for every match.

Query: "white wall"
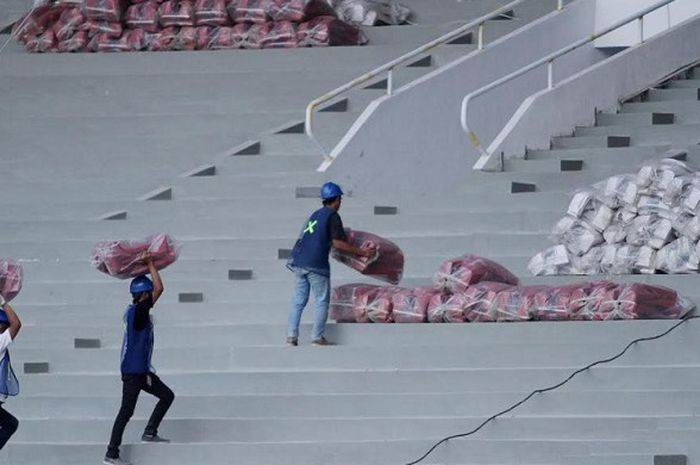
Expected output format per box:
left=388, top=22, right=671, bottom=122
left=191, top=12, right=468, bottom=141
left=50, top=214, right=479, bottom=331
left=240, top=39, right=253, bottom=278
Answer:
left=594, top=0, right=700, bottom=47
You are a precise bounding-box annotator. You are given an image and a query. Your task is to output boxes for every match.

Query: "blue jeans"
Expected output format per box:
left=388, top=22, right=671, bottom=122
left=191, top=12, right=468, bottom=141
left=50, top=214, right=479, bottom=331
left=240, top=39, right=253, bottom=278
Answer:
left=287, top=267, right=330, bottom=340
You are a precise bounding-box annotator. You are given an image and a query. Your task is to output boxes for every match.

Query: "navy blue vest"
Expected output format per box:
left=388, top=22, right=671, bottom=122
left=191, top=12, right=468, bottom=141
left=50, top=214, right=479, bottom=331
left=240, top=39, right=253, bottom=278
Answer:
left=0, top=352, right=19, bottom=398
left=120, top=303, right=154, bottom=375
left=290, top=207, right=335, bottom=274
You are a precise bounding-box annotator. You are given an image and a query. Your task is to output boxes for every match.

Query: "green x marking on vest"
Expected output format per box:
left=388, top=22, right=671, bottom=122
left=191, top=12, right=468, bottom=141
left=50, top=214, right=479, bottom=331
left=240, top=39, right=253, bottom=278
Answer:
left=304, top=220, right=318, bottom=234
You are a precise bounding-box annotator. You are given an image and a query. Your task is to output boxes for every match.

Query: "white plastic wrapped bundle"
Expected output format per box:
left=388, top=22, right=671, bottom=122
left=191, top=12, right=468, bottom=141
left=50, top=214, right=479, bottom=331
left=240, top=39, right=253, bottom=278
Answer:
left=637, top=158, right=692, bottom=191
left=527, top=245, right=569, bottom=276
left=635, top=246, right=657, bottom=274
left=656, top=237, right=699, bottom=273
left=581, top=203, right=614, bottom=232
left=625, top=215, right=673, bottom=249
left=334, top=0, right=410, bottom=25
left=636, top=194, right=678, bottom=221
left=603, top=223, right=627, bottom=245
left=600, top=175, right=637, bottom=209
left=567, top=189, right=596, bottom=218
left=551, top=217, right=602, bottom=256
left=570, top=246, right=605, bottom=275
left=682, top=184, right=700, bottom=214
left=673, top=213, right=700, bottom=242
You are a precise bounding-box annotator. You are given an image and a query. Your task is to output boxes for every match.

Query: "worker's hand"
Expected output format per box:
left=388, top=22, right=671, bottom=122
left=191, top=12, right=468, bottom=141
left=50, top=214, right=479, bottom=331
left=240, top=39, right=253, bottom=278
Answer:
left=139, top=251, right=154, bottom=265
left=0, top=294, right=5, bottom=307
left=359, top=246, right=377, bottom=258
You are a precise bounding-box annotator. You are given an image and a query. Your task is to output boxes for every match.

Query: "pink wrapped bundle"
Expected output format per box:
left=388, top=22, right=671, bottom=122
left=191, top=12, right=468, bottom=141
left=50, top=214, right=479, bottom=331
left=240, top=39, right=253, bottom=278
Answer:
left=0, top=260, right=23, bottom=303
left=53, top=7, right=85, bottom=41
left=12, top=4, right=67, bottom=43
left=261, top=20, right=297, bottom=48
left=126, top=2, right=160, bottom=32
left=434, top=254, right=519, bottom=294
left=331, top=229, right=404, bottom=285
left=355, top=286, right=398, bottom=323
left=228, top=0, right=269, bottom=23
left=427, top=293, right=467, bottom=323
left=530, top=284, right=587, bottom=321
left=492, top=287, right=542, bottom=322
left=149, top=26, right=178, bottom=50
left=175, top=25, right=197, bottom=49
left=91, top=233, right=180, bottom=279
left=80, top=19, right=123, bottom=38
left=232, top=22, right=268, bottom=48
left=597, top=283, right=681, bottom=320
left=159, top=0, right=195, bottom=27
left=391, top=286, right=436, bottom=323
left=297, top=15, right=361, bottom=46
left=194, top=25, right=212, bottom=48
left=25, top=29, right=57, bottom=52
left=91, top=28, right=146, bottom=51
left=58, top=30, right=89, bottom=51
left=463, top=281, right=513, bottom=322
left=83, top=0, right=127, bottom=22
left=330, top=283, right=382, bottom=323
left=207, top=26, right=237, bottom=48
left=267, top=0, right=335, bottom=22
left=194, top=0, right=229, bottom=25
left=569, top=280, right=619, bottom=320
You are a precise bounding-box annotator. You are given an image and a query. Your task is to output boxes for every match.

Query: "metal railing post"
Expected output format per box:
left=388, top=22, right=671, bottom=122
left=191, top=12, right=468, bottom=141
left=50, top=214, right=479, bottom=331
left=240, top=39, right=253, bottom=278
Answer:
left=477, top=22, right=485, bottom=50
left=547, top=60, right=554, bottom=89
left=387, top=68, right=394, bottom=95
left=557, top=0, right=563, bottom=11
left=639, top=15, right=644, bottom=43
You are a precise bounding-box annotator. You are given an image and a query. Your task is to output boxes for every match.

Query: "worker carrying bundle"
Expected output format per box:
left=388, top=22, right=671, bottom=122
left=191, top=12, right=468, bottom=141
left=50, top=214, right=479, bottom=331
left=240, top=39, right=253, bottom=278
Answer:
left=91, top=233, right=180, bottom=279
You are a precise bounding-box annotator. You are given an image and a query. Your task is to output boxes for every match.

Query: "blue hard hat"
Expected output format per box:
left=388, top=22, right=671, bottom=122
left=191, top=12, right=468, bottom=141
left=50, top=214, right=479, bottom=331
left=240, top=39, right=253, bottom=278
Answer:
left=130, top=275, right=154, bottom=294
left=320, top=182, right=343, bottom=200
left=0, top=311, right=8, bottom=326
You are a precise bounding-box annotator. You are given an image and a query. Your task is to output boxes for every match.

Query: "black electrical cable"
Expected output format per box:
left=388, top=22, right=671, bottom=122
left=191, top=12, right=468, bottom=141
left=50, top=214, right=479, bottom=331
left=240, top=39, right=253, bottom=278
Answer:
left=405, top=314, right=700, bottom=465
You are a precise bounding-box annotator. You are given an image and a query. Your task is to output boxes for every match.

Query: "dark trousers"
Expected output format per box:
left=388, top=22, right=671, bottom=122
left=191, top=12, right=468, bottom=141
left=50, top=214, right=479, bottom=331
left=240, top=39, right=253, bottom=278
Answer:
left=0, top=404, right=18, bottom=449
left=106, top=373, right=174, bottom=459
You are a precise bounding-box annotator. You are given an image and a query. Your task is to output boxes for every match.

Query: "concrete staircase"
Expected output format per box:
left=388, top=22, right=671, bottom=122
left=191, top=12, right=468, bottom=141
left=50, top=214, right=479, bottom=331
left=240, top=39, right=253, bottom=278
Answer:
left=0, top=1, right=697, bottom=465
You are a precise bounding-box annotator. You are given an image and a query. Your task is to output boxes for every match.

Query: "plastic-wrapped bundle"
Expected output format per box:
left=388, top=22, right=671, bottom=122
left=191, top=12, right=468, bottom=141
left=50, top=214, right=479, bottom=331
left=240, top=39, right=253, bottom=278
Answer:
left=391, top=286, right=435, bottom=323
left=58, top=29, right=88, bottom=51
left=427, top=292, right=467, bottom=323
left=297, top=15, right=361, bottom=46
left=83, top=0, right=126, bottom=22
left=159, top=0, right=195, bottom=26
left=228, top=0, right=270, bottom=23
left=625, top=214, right=673, bottom=250
left=80, top=19, right=123, bottom=38
left=0, top=260, right=23, bottom=303
left=530, top=284, right=591, bottom=321
left=527, top=244, right=570, bottom=276
left=267, top=0, right=336, bottom=22
left=53, top=7, right=85, bottom=41
left=12, top=4, right=67, bottom=43
left=91, top=233, right=180, bottom=279
left=635, top=246, right=657, bottom=274
left=672, top=213, right=700, bottom=242
left=149, top=26, right=179, bottom=50
left=567, top=189, right=596, bottom=218
left=434, top=254, right=518, bottom=294
left=656, top=237, right=699, bottom=273
left=354, top=286, right=397, bottom=323
left=331, top=229, right=404, bottom=285
left=232, top=22, right=268, bottom=48
left=551, top=216, right=602, bottom=256
left=334, top=0, right=409, bottom=25
left=25, top=29, right=57, bottom=52
left=206, top=26, right=238, bottom=48
left=329, top=283, right=382, bottom=323
left=492, top=287, right=540, bottom=322
left=682, top=184, right=700, bottom=214
left=637, top=158, right=692, bottom=191
left=194, top=0, right=229, bottom=25
left=636, top=194, right=677, bottom=221
left=194, top=25, right=212, bottom=48
left=175, top=25, right=196, bottom=49
left=569, top=280, right=619, bottom=320
left=463, top=281, right=513, bottom=322
left=597, top=283, right=683, bottom=320
left=91, top=28, right=147, bottom=51
left=570, top=246, right=605, bottom=275
left=599, top=245, right=640, bottom=275
left=580, top=203, right=614, bottom=233
left=261, top=20, right=298, bottom=48
left=126, top=2, right=160, bottom=32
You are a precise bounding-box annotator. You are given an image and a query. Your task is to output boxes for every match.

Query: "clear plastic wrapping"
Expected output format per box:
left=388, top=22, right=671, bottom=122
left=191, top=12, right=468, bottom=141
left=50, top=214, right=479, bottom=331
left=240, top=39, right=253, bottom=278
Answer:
left=0, top=260, right=24, bottom=303
left=434, top=254, right=519, bottom=294
left=391, top=287, right=435, bottom=323
left=126, top=2, right=160, bottom=32
left=268, top=0, right=335, bottom=22
left=297, top=15, right=362, bottom=46
left=427, top=292, right=467, bottom=323
left=91, top=233, right=180, bottom=278
left=334, top=0, right=409, bottom=25
left=331, top=229, right=404, bottom=285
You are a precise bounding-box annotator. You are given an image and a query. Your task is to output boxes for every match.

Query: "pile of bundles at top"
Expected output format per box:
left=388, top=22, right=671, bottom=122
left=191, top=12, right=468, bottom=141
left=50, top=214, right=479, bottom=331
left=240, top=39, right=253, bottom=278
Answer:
left=12, top=0, right=368, bottom=53
left=330, top=252, right=691, bottom=323
left=0, top=260, right=24, bottom=303
left=529, top=156, right=700, bottom=276
left=91, top=233, right=180, bottom=278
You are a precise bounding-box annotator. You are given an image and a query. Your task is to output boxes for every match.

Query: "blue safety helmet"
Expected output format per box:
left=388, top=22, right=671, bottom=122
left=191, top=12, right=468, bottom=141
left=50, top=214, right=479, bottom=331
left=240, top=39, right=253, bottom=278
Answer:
left=0, top=310, right=8, bottom=326
left=130, top=275, right=154, bottom=295
left=320, top=182, right=343, bottom=200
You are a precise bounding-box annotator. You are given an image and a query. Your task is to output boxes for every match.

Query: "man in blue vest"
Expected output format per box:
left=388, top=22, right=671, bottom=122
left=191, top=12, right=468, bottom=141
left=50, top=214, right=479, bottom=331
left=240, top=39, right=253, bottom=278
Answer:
left=104, top=252, right=174, bottom=465
left=287, top=182, right=375, bottom=346
left=0, top=294, right=21, bottom=450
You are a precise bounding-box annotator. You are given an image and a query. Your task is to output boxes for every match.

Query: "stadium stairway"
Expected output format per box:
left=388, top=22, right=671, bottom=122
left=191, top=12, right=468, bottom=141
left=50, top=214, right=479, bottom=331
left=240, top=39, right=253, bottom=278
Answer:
left=0, top=1, right=699, bottom=465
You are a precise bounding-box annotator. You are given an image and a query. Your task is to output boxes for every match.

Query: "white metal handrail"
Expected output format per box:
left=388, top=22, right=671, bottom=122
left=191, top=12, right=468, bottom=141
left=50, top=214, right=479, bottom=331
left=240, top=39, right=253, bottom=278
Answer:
left=306, top=0, right=566, bottom=161
left=461, top=0, right=677, bottom=163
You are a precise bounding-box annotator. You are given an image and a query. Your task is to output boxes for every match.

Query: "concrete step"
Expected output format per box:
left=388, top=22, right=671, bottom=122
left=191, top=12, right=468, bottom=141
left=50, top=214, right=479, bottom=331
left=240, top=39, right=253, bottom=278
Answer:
left=551, top=135, right=631, bottom=150
left=647, top=88, right=700, bottom=102
left=595, top=112, right=674, bottom=127
left=525, top=145, right=669, bottom=161
left=622, top=101, right=700, bottom=123
left=574, top=124, right=700, bottom=140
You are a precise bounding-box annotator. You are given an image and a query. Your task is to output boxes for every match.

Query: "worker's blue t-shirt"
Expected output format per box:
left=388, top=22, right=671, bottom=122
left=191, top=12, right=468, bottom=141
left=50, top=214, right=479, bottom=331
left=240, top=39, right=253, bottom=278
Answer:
left=289, top=207, right=347, bottom=276
left=120, top=300, right=154, bottom=375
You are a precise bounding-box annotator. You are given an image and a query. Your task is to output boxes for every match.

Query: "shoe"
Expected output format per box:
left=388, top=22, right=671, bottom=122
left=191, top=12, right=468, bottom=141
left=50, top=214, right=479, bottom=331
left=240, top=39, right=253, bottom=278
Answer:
left=286, top=337, right=298, bottom=346
left=103, top=457, right=132, bottom=465
left=141, top=433, right=170, bottom=444
left=311, top=337, right=334, bottom=346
